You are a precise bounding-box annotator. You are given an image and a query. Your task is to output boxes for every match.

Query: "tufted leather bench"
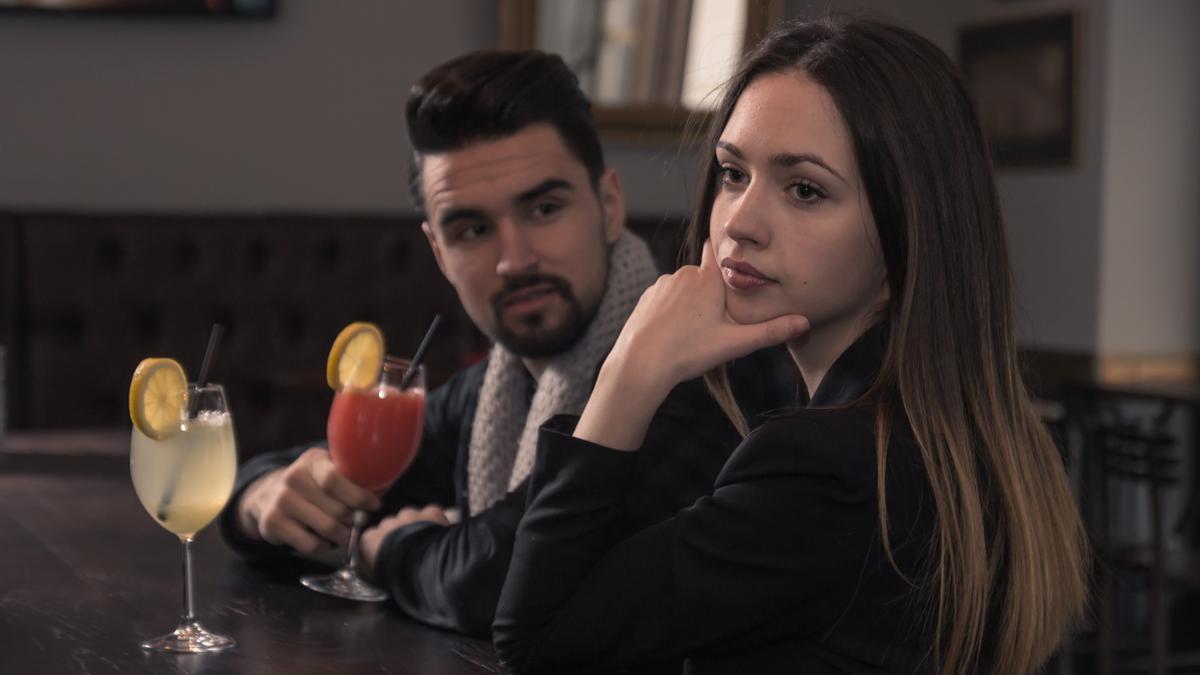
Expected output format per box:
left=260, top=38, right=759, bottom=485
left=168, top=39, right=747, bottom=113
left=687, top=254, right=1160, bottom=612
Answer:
left=0, top=214, right=20, bottom=435
left=1, top=212, right=684, bottom=457
left=5, top=213, right=475, bottom=456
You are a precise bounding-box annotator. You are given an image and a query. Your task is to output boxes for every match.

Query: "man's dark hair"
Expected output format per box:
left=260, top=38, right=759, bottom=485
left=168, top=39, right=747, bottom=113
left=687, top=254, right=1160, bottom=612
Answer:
left=405, top=50, right=605, bottom=213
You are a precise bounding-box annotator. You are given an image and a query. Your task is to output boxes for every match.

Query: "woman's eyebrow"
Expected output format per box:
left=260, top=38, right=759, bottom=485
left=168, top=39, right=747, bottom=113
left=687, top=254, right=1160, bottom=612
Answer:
left=716, top=140, right=847, bottom=185
left=768, top=152, right=847, bottom=185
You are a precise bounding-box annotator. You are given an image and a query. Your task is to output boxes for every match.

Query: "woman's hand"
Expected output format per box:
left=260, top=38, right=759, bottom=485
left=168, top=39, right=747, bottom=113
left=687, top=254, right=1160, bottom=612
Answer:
left=574, top=240, right=808, bottom=450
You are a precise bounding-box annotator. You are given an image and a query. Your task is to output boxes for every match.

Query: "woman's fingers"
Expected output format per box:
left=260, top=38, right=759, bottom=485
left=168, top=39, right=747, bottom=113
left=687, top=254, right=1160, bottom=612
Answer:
left=723, top=313, right=810, bottom=356
left=699, top=236, right=717, bottom=271
left=607, top=237, right=808, bottom=388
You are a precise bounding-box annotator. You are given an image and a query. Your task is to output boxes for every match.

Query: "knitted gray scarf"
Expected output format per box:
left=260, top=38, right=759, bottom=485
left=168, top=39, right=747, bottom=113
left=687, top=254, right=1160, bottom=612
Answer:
left=466, top=232, right=658, bottom=515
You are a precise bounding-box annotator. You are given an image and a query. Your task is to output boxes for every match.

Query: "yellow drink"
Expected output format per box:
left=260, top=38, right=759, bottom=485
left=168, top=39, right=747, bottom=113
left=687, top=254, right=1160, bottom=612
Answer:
left=130, top=411, right=237, bottom=537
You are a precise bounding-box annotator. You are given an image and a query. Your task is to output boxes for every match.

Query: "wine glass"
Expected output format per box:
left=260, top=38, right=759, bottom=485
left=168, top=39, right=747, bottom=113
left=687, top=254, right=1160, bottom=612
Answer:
left=130, top=383, right=238, bottom=652
left=300, top=356, right=426, bottom=601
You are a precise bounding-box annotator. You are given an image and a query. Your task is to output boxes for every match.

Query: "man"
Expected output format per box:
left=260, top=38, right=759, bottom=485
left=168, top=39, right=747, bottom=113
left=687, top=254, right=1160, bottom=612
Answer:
left=220, top=50, right=792, bottom=636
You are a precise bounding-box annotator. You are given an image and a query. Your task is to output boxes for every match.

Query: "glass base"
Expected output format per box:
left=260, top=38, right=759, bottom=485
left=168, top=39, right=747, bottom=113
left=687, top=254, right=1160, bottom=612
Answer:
left=140, top=619, right=236, bottom=653
left=300, top=566, right=388, bottom=602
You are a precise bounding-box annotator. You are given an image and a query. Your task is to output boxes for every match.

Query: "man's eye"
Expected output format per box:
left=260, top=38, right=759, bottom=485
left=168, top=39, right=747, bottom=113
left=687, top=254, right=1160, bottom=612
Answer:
left=458, top=223, right=491, bottom=241
left=532, top=202, right=562, bottom=219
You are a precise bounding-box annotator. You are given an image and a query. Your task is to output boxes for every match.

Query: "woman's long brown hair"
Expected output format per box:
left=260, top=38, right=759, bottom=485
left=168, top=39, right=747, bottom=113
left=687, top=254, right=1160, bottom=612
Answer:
left=686, top=16, right=1088, bottom=674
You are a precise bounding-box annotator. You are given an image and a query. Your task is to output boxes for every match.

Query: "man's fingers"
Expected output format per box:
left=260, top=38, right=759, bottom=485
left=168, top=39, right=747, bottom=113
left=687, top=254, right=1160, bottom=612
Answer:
left=308, top=456, right=382, bottom=512
left=281, top=492, right=350, bottom=548
left=282, top=467, right=355, bottom=525
left=296, top=446, right=380, bottom=513
left=375, top=505, right=452, bottom=530
left=417, top=505, right=451, bottom=526
left=260, top=516, right=331, bottom=556
left=358, top=525, right=388, bottom=573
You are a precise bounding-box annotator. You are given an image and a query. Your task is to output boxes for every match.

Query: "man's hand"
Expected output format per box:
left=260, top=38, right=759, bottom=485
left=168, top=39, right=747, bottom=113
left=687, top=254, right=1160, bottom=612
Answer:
left=236, top=446, right=382, bottom=556
left=359, top=505, right=451, bottom=573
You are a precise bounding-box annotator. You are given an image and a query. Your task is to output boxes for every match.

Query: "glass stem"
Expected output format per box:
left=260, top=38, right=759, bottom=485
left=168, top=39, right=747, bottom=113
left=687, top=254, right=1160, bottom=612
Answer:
left=181, top=535, right=196, bottom=622
left=345, top=510, right=367, bottom=572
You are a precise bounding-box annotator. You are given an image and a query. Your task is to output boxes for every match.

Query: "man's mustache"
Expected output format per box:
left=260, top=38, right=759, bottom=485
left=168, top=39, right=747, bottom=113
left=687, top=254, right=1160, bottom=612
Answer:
left=491, top=274, right=575, bottom=309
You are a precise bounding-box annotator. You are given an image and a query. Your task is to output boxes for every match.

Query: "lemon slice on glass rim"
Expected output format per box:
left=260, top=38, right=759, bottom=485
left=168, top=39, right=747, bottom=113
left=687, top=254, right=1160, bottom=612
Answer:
left=326, top=322, right=385, bottom=391
left=129, top=358, right=188, bottom=441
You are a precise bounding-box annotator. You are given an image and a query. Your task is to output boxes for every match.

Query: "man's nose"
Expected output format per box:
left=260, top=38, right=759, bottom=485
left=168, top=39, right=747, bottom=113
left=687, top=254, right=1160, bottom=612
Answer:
left=495, top=219, right=539, bottom=276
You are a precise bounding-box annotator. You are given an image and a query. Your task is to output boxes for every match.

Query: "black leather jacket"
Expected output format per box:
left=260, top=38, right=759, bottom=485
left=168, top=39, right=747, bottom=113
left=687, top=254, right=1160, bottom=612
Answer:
left=219, top=348, right=797, bottom=636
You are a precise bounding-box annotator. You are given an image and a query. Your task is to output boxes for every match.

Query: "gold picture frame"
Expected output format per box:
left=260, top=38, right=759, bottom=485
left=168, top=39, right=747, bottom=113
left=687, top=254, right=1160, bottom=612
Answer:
left=499, top=0, right=782, bottom=144
left=959, top=12, right=1079, bottom=167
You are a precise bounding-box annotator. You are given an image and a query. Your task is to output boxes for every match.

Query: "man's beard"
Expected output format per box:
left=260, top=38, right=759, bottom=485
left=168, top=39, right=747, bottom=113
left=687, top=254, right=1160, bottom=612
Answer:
left=489, top=273, right=597, bottom=358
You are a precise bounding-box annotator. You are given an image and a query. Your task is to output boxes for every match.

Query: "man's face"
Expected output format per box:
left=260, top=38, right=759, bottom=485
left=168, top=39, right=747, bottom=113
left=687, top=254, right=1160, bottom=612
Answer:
left=420, top=124, right=625, bottom=358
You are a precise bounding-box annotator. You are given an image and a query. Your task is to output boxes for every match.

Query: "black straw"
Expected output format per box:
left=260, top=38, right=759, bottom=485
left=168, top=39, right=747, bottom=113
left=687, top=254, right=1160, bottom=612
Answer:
left=399, top=314, right=440, bottom=390
left=187, top=324, right=224, bottom=418
left=196, top=324, right=223, bottom=387
left=158, top=323, right=223, bottom=522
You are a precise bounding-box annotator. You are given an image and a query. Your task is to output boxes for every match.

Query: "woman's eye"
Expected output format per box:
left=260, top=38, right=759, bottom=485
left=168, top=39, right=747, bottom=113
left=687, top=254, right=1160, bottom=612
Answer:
left=790, top=181, right=825, bottom=203
left=718, top=167, right=746, bottom=185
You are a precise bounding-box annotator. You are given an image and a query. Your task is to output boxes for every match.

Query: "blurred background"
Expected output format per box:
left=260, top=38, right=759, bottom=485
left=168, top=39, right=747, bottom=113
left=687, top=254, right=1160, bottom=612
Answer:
left=0, top=1, right=1197, bottom=670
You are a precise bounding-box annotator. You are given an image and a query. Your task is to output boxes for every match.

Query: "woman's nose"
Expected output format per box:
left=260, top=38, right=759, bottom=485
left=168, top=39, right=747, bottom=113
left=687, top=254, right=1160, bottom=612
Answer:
left=721, top=190, right=770, bottom=248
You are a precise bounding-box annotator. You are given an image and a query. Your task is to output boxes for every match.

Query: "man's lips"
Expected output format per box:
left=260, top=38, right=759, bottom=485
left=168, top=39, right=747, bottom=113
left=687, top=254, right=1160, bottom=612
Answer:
left=720, top=258, right=776, bottom=290
left=499, top=284, right=559, bottom=310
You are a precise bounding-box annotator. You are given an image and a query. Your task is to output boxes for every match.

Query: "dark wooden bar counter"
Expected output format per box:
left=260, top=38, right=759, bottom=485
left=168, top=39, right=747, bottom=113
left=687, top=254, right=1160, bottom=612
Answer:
left=0, top=430, right=507, bottom=675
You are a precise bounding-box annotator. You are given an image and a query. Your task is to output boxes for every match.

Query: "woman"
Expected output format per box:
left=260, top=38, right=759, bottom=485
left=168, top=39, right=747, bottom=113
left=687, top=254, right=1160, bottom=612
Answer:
left=493, top=16, right=1088, bottom=675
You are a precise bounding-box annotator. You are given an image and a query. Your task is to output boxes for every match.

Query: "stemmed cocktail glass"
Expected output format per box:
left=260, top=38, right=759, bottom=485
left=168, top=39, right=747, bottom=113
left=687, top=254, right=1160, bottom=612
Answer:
left=300, top=356, right=426, bottom=601
left=130, top=372, right=238, bottom=653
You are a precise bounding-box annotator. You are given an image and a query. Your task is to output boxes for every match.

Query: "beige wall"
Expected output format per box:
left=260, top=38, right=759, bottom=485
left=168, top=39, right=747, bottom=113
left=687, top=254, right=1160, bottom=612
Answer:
left=2, top=0, right=1195, bottom=359
left=0, top=1, right=496, bottom=213
left=1097, top=0, right=1200, bottom=357
left=0, top=0, right=698, bottom=217
left=787, top=0, right=1110, bottom=355
left=785, top=0, right=1200, bottom=364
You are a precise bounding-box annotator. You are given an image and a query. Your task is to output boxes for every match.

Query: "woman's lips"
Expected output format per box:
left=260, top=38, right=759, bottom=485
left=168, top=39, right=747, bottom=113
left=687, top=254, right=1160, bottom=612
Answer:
left=720, top=258, right=776, bottom=291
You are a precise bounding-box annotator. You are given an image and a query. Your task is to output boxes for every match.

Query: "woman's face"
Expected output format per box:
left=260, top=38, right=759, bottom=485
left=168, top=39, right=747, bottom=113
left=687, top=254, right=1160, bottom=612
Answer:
left=709, top=71, right=888, bottom=339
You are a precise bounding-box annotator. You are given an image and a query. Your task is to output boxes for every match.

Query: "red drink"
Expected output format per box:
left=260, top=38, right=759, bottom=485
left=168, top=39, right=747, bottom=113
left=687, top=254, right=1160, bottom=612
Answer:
left=301, top=352, right=427, bottom=602
left=327, top=385, right=425, bottom=491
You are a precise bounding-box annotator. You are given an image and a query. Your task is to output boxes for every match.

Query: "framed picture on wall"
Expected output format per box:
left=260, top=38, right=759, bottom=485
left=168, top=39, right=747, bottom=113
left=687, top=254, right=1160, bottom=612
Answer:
left=958, top=12, right=1077, bottom=167
left=0, top=0, right=274, bottom=17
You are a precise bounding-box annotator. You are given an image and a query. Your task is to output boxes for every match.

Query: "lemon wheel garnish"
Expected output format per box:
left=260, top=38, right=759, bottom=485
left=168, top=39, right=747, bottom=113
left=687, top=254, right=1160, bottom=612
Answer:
left=326, top=322, right=385, bottom=390
left=129, top=358, right=188, bottom=441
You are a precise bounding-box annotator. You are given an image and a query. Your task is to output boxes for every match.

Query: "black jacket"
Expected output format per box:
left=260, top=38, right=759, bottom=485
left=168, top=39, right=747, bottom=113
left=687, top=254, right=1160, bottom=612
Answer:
left=219, top=348, right=796, bottom=637
left=493, top=326, right=941, bottom=674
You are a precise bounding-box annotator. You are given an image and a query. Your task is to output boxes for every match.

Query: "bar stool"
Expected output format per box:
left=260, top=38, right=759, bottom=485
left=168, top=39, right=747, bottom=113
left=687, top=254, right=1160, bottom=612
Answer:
left=1092, top=421, right=1179, bottom=675
left=1064, top=380, right=1200, bottom=674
